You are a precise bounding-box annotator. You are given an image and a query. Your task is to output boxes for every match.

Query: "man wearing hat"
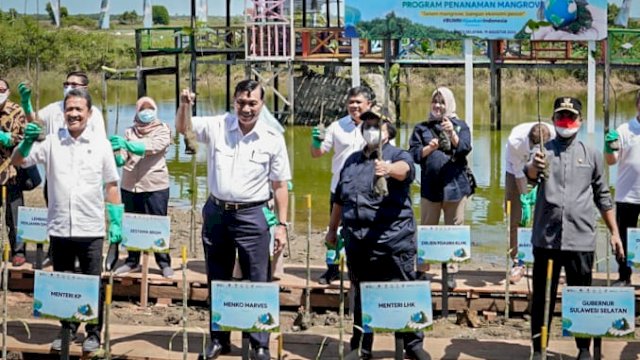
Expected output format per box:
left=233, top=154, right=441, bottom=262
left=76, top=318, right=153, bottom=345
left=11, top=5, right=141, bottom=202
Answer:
left=525, top=97, right=624, bottom=360
left=326, top=110, right=428, bottom=360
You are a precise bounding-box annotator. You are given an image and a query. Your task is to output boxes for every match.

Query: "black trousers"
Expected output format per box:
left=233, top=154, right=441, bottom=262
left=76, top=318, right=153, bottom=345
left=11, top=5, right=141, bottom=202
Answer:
left=531, top=247, right=593, bottom=352
left=50, top=236, right=104, bottom=338
left=121, top=188, right=171, bottom=269
left=615, top=202, right=639, bottom=282
left=2, top=184, right=24, bottom=257
left=202, top=197, right=271, bottom=349
left=346, top=245, right=424, bottom=355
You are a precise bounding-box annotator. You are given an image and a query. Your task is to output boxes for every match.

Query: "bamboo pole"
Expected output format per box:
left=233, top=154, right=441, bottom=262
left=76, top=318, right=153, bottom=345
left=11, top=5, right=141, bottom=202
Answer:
left=181, top=246, right=188, bottom=360
left=104, top=277, right=113, bottom=360
left=1, top=187, right=6, bottom=360
left=541, top=259, right=553, bottom=360
left=338, top=255, right=345, bottom=360
left=505, top=200, right=511, bottom=320
left=304, top=194, right=312, bottom=323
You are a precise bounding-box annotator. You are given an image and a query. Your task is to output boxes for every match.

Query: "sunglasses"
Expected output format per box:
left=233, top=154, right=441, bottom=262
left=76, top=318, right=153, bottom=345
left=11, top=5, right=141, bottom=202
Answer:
left=63, top=82, right=86, bottom=87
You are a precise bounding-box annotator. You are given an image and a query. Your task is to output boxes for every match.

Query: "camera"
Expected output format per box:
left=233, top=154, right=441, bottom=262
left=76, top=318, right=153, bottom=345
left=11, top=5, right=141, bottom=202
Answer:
left=437, top=130, right=452, bottom=153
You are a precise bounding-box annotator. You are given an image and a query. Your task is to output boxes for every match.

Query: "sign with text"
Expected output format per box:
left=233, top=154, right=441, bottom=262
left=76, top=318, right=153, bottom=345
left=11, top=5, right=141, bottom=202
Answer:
left=17, top=206, right=48, bottom=244
left=121, top=213, right=170, bottom=253
left=626, top=228, right=640, bottom=269
left=33, top=271, right=100, bottom=324
left=516, top=227, right=533, bottom=265
left=417, top=225, right=471, bottom=264
left=210, top=281, right=280, bottom=332
left=360, top=281, right=433, bottom=333
left=562, top=287, right=635, bottom=338
left=344, top=0, right=607, bottom=40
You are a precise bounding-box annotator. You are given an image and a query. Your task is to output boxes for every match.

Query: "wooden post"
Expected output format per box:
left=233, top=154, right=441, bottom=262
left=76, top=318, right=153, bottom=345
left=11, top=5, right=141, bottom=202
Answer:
left=488, top=40, right=502, bottom=130
left=441, top=263, right=449, bottom=318
left=141, top=251, right=150, bottom=308
left=505, top=201, right=511, bottom=320
left=464, top=38, right=474, bottom=138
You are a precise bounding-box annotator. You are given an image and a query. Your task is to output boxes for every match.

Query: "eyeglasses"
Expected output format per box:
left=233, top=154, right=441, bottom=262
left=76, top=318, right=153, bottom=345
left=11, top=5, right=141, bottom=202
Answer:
left=63, top=82, right=86, bottom=87
left=0, top=88, right=7, bottom=94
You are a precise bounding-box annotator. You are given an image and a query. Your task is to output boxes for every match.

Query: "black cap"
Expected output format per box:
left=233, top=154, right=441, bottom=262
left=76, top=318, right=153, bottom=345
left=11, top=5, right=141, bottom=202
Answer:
left=553, top=97, right=582, bottom=115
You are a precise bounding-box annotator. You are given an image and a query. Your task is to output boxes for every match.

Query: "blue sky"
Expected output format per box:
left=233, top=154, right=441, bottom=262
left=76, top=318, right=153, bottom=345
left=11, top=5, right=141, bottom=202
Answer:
left=0, top=0, right=244, bottom=16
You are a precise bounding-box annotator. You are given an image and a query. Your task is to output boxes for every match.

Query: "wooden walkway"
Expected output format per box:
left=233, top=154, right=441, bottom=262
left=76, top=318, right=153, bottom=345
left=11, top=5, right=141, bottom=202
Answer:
left=6, top=261, right=640, bottom=313
left=4, top=320, right=640, bottom=359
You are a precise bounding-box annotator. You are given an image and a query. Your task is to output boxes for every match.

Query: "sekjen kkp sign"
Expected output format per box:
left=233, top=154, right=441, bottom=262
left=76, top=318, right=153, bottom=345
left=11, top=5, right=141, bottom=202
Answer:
left=344, top=0, right=607, bottom=40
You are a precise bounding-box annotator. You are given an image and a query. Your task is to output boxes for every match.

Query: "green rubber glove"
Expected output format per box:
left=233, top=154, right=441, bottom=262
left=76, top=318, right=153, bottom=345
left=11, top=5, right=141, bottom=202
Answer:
left=262, top=207, right=279, bottom=227
left=106, top=203, right=124, bottom=244
left=519, top=185, right=538, bottom=227
left=287, top=181, right=293, bottom=191
left=17, top=123, right=41, bottom=157
left=17, top=82, right=33, bottom=115
left=0, top=131, right=12, bottom=147
left=110, top=135, right=146, bottom=156
left=311, top=126, right=323, bottom=149
left=604, top=129, right=619, bottom=154
left=114, top=154, right=125, bottom=167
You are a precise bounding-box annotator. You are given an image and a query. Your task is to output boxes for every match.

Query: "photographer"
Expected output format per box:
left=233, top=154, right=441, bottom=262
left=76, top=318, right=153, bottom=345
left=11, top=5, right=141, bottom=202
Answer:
left=409, top=87, right=472, bottom=277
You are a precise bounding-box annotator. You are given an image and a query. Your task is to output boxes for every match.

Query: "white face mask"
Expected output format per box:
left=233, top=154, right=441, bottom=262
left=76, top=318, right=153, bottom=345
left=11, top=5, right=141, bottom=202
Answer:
left=555, top=126, right=579, bottom=138
left=137, top=109, right=157, bottom=123
left=363, top=127, right=381, bottom=146
left=0, top=93, right=8, bottom=105
left=63, top=86, right=73, bottom=98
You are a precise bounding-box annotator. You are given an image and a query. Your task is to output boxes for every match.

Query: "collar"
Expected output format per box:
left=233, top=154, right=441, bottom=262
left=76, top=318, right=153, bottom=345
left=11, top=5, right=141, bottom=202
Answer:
left=227, top=113, right=265, bottom=138
left=59, top=127, right=92, bottom=143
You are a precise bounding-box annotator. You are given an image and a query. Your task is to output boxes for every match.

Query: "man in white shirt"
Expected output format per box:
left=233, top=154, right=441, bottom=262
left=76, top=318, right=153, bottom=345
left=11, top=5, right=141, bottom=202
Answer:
left=176, top=80, right=291, bottom=360
left=11, top=88, right=122, bottom=354
left=310, top=86, right=371, bottom=284
left=504, top=122, right=554, bottom=283
left=18, top=71, right=107, bottom=266
left=604, top=91, right=640, bottom=286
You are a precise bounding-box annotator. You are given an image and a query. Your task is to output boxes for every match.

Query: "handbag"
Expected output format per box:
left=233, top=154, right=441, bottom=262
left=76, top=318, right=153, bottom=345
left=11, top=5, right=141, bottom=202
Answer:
left=16, top=165, right=42, bottom=191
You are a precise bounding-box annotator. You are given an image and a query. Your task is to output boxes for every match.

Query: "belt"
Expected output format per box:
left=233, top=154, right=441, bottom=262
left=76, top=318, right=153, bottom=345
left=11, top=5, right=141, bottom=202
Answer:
left=210, top=195, right=267, bottom=211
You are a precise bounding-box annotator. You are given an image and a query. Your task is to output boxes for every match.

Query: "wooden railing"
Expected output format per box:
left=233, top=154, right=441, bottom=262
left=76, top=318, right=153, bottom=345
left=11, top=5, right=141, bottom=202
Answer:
left=297, top=27, right=368, bottom=57
left=497, top=40, right=603, bottom=62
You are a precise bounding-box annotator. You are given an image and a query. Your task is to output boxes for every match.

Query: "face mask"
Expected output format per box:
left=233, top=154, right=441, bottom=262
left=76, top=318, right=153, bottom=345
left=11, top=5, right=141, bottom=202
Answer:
left=137, top=109, right=157, bottom=123
left=555, top=126, right=579, bottom=138
left=0, top=93, right=8, bottom=105
left=63, top=86, right=73, bottom=98
left=554, top=116, right=580, bottom=138
left=363, top=127, right=381, bottom=146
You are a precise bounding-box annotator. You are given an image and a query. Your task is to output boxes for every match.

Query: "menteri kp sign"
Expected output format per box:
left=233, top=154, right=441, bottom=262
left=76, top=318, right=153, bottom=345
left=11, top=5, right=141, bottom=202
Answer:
left=344, top=0, right=608, bottom=40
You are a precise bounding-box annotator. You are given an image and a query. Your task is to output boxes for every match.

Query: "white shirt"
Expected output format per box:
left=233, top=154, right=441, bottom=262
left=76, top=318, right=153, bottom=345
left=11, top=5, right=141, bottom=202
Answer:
left=193, top=113, right=291, bottom=202
left=39, top=101, right=106, bottom=138
left=321, top=115, right=366, bottom=192
left=21, top=129, right=119, bottom=237
left=505, top=122, right=555, bottom=178
left=615, top=118, right=640, bottom=203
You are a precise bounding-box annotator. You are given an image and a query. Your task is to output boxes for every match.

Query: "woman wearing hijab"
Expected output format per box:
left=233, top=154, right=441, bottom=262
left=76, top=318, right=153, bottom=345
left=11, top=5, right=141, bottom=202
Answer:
left=409, top=87, right=473, bottom=278
left=111, top=96, right=173, bottom=278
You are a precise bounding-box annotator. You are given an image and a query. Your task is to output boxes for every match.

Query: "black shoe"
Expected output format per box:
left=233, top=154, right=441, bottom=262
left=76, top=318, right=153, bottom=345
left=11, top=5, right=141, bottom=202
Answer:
left=318, top=266, right=340, bottom=285
left=405, top=346, right=430, bottom=360
left=82, top=334, right=101, bottom=353
left=51, top=332, right=78, bottom=351
left=612, top=279, right=631, bottom=287
left=252, top=347, right=270, bottom=360
left=203, top=341, right=231, bottom=359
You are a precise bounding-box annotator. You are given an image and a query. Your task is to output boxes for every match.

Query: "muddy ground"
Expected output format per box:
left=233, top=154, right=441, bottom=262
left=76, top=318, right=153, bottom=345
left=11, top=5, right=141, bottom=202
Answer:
left=8, top=189, right=640, bottom=347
